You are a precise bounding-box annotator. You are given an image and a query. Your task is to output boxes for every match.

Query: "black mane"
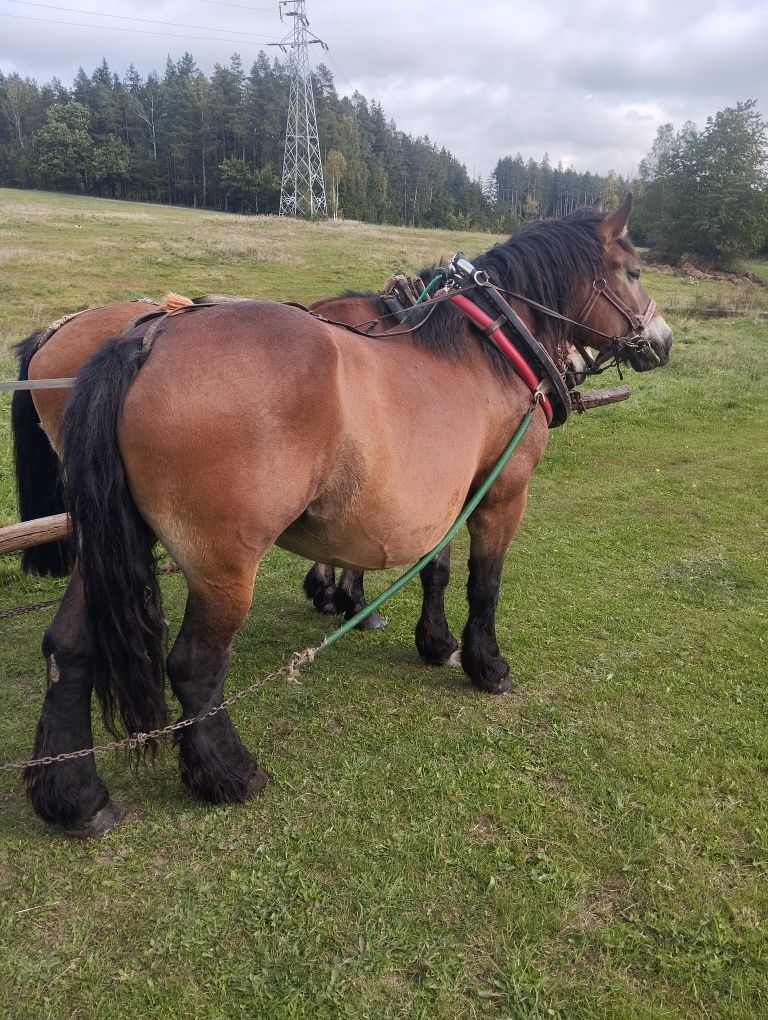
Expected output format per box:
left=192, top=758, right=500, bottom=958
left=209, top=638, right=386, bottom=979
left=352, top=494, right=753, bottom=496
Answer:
left=407, top=208, right=622, bottom=373
left=322, top=208, right=632, bottom=377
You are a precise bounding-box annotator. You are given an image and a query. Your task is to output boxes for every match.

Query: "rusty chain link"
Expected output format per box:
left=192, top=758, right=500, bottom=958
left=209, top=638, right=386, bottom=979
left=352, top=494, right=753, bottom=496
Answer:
left=0, top=645, right=318, bottom=773
left=0, top=596, right=63, bottom=619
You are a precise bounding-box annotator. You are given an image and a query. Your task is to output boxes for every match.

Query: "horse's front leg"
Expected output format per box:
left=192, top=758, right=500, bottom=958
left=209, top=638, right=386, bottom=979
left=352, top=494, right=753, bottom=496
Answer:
left=461, top=491, right=529, bottom=694
left=415, top=544, right=459, bottom=665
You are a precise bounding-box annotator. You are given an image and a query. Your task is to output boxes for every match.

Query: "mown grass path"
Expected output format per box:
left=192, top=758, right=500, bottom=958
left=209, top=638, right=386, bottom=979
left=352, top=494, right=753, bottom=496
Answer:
left=1, top=189, right=766, bottom=1019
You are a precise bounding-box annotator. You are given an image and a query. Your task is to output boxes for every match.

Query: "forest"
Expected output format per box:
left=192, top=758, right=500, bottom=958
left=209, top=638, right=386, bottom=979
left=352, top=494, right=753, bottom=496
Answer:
left=1, top=55, right=767, bottom=265
left=0, top=53, right=625, bottom=232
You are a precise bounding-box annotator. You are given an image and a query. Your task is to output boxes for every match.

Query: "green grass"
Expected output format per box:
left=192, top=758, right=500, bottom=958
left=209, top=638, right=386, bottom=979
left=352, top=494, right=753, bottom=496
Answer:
left=1, top=189, right=767, bottom=1019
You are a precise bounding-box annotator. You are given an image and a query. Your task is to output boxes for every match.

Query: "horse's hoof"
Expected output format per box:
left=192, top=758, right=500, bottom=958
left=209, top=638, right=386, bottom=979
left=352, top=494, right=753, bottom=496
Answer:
left=246, top=766, right=269, bottom=799
left=431, top=647, right=462, bottom=667
left=476, top=675, right=513, bottom=695
left=65, top=799, right=126, bottom=839
left=315, top=598, right=338, bottom=615
left=355, top=611, right=387, bottom=631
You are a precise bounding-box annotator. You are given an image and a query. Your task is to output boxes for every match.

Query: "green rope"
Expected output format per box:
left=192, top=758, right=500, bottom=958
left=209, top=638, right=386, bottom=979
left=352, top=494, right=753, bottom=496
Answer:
left=317, top=407, right=535, bottom=652
left=414, top=273, right=444, bottom=305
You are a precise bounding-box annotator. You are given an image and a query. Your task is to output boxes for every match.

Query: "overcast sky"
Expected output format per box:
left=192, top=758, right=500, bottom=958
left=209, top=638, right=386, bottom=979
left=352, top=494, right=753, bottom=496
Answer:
left=1, top=0, right=766, bottom=179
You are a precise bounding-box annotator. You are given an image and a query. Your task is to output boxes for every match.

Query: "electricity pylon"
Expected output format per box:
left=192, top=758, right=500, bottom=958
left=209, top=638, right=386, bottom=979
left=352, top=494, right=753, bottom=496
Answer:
left=270, top=0, right=328, bottom=218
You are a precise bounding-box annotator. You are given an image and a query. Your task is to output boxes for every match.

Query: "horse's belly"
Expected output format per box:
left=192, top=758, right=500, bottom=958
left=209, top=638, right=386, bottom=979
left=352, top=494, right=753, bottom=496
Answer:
left=276, top=498, right=464, bottom=570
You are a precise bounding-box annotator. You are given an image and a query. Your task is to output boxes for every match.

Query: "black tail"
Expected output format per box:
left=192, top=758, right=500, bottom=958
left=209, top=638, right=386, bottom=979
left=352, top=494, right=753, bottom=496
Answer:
left=11, top=331, right=72, bottom=576
left=62, top=335, right=168, bottom=737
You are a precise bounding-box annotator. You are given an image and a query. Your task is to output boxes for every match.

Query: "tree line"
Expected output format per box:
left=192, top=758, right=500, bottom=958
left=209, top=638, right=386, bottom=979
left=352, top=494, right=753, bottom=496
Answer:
left=2, top=56, right=766, bottom=265
left=0, top=53, right=629, bottom=232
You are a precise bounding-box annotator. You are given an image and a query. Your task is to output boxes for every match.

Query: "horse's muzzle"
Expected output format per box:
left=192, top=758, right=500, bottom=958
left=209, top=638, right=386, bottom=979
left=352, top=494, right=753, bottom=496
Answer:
left=629, top=321, right=673, bottom=372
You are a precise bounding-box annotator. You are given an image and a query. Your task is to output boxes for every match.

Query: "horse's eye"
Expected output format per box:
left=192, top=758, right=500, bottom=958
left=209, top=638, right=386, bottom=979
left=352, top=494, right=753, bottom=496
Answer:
left=627, top=269, right=641, bottom=281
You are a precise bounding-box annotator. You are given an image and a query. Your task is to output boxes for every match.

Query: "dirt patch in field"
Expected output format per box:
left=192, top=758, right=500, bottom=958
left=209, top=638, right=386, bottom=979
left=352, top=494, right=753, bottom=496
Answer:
left=560, top=880, right=637, bottom=934
left=645, top=256, right=766, bottom=287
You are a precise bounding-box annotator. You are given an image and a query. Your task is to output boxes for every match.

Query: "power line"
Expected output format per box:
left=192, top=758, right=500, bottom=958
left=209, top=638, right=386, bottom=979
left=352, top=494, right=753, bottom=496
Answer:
left=316, top=0, right=389, bottom=99
left=192, top=0, right=275, bottom=10
left=0, top=11, right=278, bottom=46
left=7, top=0, right=276, bottom=37
left=322, top=52, right=357, bottom=95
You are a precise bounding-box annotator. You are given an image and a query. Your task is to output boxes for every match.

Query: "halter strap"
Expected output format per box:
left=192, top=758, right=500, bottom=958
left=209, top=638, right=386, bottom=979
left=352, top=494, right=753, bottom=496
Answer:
left=576, top=278, right=657, bottom=335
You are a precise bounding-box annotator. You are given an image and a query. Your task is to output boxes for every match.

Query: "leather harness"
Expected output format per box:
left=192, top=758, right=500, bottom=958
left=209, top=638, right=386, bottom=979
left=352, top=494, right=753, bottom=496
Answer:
left=7, top=265, right=656, bottom=424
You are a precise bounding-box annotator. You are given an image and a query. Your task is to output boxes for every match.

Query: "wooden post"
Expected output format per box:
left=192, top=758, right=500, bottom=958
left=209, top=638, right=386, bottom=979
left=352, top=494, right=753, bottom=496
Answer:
left=571, top=385, right=632, bottom=411
left=0, top=514, right=70, bottom=556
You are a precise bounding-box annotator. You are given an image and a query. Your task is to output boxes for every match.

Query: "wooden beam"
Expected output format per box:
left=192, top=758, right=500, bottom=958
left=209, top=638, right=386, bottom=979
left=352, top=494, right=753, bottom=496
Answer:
left=0, top=514, right=70, bottom=556
left=571, top=385, right=632, bottom=411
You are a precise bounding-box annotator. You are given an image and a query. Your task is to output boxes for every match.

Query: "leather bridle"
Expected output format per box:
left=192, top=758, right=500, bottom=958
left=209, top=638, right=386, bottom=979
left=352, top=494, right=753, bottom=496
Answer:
left=492, top=274, right=659, bottom=375
left=576, top=276, right=657, bottom=335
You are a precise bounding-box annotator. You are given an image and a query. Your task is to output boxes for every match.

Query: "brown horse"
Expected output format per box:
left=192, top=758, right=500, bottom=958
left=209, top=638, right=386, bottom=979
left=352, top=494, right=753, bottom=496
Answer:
left=25, top=197, right=672, bottom=835
left=12, top=289, right=587, bottom=625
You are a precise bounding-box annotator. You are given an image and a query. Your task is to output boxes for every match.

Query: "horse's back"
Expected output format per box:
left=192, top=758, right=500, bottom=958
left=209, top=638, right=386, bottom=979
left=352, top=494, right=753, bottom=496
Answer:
left=30, top=301, right=160, bottom=451
left=123, top=301, right=344, bottom=434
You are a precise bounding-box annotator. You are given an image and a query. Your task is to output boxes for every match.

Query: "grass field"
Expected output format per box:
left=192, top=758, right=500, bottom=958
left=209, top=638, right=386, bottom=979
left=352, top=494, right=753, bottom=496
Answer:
left=1, top=188, right=766, bottom=1019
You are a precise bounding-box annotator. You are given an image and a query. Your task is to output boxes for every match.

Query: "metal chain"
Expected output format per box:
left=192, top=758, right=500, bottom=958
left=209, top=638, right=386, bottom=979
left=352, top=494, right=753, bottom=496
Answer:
left=0, top=645, right=319, bottom=773
left=0, top=596, right=63, bottom=620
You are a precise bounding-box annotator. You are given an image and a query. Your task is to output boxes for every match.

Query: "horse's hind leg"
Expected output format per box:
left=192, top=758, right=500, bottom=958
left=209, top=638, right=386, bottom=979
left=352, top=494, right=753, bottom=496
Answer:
left=415, top=545, right=459, bottom=665
left=303, top=564, right=386, bottom=630
left=303, top=562, right=337, bottom=614
left=25, top=567, right=124, bottom=836
left=168, top=577, right=267, bottom=804
left=333, top=570, right=387, bottom=630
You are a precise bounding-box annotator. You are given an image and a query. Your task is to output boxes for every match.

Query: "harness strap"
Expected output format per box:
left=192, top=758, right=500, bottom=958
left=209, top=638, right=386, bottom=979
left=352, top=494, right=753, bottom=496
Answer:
left=308, top=290, right=442, bottom=339
left=472, top=283, right=572, bottom=428
left=481, top=314, right=508, bottom=337
left=121, top=308, right=167, bottom=336
left=443, top=254, right=570, bottom=428
left=136, top=303, right=211, bottom=353
left=450, top=292, right=555, bottom=426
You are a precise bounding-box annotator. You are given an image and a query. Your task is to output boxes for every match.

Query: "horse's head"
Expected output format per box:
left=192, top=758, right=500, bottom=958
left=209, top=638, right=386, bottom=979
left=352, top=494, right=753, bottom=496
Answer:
left=574, top=195, right=672, bottom=372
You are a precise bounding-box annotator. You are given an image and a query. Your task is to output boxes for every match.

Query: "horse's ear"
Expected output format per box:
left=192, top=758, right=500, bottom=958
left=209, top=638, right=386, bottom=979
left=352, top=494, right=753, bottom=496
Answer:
left=597, top=192, right=633, bottom=242
left=591, top=198, right=604, bottom=213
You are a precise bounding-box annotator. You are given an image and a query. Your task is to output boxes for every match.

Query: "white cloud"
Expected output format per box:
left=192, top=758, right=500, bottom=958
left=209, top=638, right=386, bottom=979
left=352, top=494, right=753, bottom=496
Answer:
left=1, top=0, right=765, bottom=176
